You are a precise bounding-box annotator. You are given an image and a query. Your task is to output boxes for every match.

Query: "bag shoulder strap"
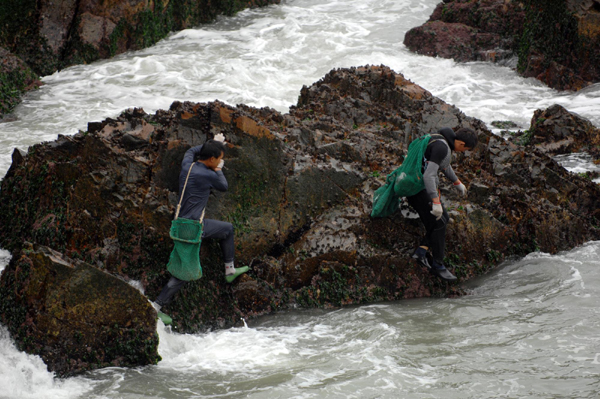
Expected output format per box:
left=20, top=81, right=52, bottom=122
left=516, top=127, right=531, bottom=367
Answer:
left=174, top=163, right=206, bottom=223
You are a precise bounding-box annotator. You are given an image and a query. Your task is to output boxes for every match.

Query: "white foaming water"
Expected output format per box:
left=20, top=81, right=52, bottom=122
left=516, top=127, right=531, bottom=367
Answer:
left=80, top=241, right=600, bottom=398
left=1, top=0, right=600, bottom=176
left=553, top=152, right=600, bottom=183
left=1, top=238, right=600, bottom=397
left=1, top=0, right=600, bottom=397
left=0, top=326, right=95, bottom=399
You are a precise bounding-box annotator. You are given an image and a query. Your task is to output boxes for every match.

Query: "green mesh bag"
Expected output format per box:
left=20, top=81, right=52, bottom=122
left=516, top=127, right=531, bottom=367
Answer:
left=371, top=134, right=431, bottom=218
left=166, top=218, right=203, bottom=281
left=166, top=163, right=205, bottom=281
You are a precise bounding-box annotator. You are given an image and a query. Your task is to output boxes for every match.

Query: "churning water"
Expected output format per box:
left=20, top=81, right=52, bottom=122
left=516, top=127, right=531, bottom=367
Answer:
left=2, top=243, right=600, bottom=398
left=1, top=0, right=599, bottom=397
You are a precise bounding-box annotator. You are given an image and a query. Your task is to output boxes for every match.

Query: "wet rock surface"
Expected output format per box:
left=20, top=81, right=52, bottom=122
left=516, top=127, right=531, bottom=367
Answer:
left=0, top=244, right=159, bottom=377
left=1, top=65, right=599, bottom=374
left=0, top=47, right=42, bottom=119
left=512, top=104, right=600, bottom=158
left=404, top=0, right=600, bottom=91
left=404, top=0, right=525, bottom=63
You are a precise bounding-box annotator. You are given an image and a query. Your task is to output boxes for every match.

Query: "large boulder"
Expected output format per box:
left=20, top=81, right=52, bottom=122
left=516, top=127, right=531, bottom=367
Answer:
left=0, top=244, right=160, bottom=377
left=1, top=65, right=599, bottom=374
left=404, top=0, right=600, bottom=91
left=404, top=0, right=525, bottom=63
left=404, top=0, right=525, bottom=62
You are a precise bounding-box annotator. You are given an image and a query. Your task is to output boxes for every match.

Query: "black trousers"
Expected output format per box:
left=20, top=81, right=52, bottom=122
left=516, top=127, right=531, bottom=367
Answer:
left=155, top=219, right=234, bottom=307
left=406, top=189, right=449, bottom=265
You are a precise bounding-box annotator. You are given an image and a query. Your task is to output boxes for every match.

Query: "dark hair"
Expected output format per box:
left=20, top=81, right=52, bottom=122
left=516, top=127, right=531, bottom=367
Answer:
left=196, top=140, right=226, bottom=161
left=455, top=128, right=478, bottom=149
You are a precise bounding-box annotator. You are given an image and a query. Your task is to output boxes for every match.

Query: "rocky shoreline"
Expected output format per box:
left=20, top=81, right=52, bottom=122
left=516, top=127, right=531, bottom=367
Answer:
left=404, top=0, right=600, bottom=91
left=0, top=0, right=280, bottom=119
left=1, top=64, right=599, bottom=376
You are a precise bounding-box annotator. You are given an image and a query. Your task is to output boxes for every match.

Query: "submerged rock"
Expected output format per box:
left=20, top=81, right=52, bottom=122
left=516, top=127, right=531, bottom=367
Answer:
left=0, top=65, right=599, bottom=374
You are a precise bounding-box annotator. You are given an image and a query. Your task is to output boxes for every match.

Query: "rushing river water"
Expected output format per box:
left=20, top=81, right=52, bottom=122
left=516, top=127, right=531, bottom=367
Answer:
left=1, top=0, right=600, bottom=397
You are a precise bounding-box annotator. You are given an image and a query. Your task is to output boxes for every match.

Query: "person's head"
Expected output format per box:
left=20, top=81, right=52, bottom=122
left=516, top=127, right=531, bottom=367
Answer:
left=454, top=127, right=478, bottom=152
left=195, top=140, right=226, bottom=168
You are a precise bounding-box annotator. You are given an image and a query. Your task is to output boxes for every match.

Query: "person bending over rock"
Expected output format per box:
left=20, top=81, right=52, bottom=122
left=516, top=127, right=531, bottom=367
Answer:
left=153, top=136, right=248, bottom=319
left=409, top=127, right=478, bottom=281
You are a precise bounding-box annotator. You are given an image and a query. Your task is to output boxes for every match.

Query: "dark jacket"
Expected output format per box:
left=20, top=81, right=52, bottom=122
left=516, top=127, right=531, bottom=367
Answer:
left=422, top=128, right=458, bottom=199
left=177, top=145, right=228, bottom=220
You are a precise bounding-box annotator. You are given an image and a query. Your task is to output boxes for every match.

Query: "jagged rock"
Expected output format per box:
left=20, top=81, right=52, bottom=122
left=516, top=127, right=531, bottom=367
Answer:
left=1, top=65, right=599, bottom=374
left=0, top=244, right=160, bottom=377
left=508, top=104, right=600, bottom=160
left=529, top=104, right=600, bottom=158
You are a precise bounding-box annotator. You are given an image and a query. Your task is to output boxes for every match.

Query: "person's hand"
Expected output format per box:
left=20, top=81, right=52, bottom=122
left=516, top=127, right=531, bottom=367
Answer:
left=430, top=201, right=443, bottom=220
left=217, top=159, right=224, bottom=169
left=214, top=133, right=226, bottom=143
left=454, top=180, right=467, bottom=196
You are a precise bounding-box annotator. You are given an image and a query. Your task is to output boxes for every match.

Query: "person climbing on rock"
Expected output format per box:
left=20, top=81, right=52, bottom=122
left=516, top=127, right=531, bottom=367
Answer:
left=371, top=127, right=478, bottom=281
left=153, top=134, right=248, bottom=323
left=408, top=127, right=478, bottom=281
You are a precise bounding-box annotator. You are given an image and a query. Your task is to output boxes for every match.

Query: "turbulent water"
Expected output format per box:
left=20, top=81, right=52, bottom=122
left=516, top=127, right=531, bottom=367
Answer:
left=2, top=243, right=600, bottom=398
left=1, top=0, right=600, bottom=397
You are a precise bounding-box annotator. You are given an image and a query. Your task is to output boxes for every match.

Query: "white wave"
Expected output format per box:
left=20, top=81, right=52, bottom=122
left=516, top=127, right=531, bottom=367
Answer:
left=156, top=322, right=297, bottom=374
left=0, top=249, right=10, bottom=273
left=0, top=326, right=95, bottom=399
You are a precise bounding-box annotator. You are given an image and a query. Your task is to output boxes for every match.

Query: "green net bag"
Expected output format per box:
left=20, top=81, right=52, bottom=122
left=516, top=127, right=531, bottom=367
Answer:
left=371, top=134, right=431, bottom=218
left=166, top=218, right=203, bottom=281
left=166, top=163, right=205, bottom=281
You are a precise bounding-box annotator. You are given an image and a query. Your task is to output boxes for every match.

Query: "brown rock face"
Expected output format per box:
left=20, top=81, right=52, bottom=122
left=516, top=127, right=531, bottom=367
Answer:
left=0, top=244, right=160, bottom=377
left=403, top=0, right=600, bottom=91
left=0, top=65, right=599, bottom=374
left=404, top=0, right=525, bottom=63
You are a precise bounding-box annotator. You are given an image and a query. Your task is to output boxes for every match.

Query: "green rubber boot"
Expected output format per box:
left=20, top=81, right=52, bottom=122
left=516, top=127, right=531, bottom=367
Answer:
left=225, top=266, right=249, bottom=283
left=157, top=311, right=172, bottom=325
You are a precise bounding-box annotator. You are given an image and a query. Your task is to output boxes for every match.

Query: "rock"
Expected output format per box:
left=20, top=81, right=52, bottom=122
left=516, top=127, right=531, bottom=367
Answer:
left=0, top=65, right=599, bottom=374
left=404, top=0, right=600, bottom=91
left=508, top=104, right=600, bottom=159
left=404, top=0, right=525, bottom=63
left=0, top=244, right=160, bottom=377
left=0, top=47, right=42, bottom=118
left=403, top=20, right=506, bottom=62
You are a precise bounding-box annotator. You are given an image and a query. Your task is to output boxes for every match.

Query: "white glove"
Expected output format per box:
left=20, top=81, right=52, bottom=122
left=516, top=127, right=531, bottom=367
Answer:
left=454, top=180, right=467, bottom=196
left=217, top=159, right=224, bottom=169
left=430, top=202, right=443, bottom=220
left=214, top=133, right=226, bottom=142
